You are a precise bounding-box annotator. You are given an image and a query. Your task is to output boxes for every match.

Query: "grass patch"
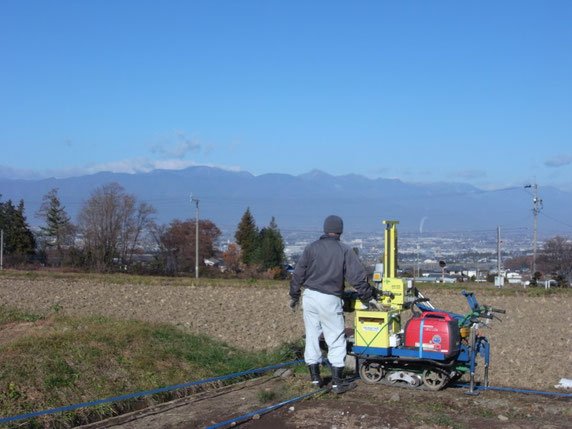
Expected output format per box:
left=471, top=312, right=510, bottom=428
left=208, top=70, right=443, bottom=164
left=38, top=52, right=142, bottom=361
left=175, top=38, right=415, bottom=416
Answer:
left=256, top=384, right=292, bottom=404
left=0, top=306, right=44, bottom=324
left=0, top=268, right=289, bottom=289
left=0, top=307, right=300, bottom=428
left=3, top=268, right=571, bottom=297
left=413, top=281, right=572, bottom=297
left=426, top=414, right=468, bottom=429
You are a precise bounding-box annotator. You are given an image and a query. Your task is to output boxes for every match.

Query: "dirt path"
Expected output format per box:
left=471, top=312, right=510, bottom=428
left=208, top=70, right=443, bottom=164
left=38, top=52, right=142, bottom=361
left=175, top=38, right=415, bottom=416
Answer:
left=79, top=376, right=289, bottom=429
left=78, top=373, right=571, bottom=429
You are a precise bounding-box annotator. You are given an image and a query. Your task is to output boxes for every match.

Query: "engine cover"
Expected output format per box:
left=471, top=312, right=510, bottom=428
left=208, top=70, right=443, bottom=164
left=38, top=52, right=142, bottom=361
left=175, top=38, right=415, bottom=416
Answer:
left=404, top=311, right=461, bottom=359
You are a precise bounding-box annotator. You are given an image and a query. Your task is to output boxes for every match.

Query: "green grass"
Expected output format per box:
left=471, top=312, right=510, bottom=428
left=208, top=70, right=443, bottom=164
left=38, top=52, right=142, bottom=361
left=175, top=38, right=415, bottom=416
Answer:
left=0, top=306, right=301, bottom=428
left=256, top=384, right=292, bottom=405
left=426, top=414, right=468, bottom=429
left=0, top=268, right=289, bottom=289
left=0, top=307, right=45, bottom=324
left=414, top=281, right=572, bottom=297
left=3, top=268, right=571, bottom=297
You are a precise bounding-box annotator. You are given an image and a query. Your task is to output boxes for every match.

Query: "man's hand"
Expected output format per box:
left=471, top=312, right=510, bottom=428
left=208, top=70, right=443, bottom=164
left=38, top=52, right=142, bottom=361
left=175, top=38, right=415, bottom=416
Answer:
left=368, top=288, right=382, bottom=310
left=370, top=287, right=380, bottom=301
left=290, top=298, right=299, bottom=313
left=368, top=297, right=383, bottom=310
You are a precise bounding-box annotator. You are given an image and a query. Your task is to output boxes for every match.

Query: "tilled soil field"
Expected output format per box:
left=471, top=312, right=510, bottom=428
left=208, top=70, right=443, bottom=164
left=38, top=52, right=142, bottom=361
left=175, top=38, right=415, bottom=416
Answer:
left=1, top=276, right=571, bottom=392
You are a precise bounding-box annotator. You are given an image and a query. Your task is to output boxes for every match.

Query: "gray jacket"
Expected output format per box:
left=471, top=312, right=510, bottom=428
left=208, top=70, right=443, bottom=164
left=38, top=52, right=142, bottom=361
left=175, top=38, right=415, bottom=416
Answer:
left=289, top=234, right=374, bottom=301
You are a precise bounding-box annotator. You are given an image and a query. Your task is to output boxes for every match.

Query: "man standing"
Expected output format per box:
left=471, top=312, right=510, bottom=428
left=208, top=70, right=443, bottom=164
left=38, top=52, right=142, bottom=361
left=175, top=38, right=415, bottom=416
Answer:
left=289, top=215, right=378, bottom=394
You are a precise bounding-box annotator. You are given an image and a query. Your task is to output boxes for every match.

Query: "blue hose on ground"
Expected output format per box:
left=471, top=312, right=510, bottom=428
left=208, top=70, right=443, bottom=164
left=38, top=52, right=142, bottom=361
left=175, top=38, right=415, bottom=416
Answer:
left=0, top=359, right=305, bottom=424
left=208, top=379, right=570, bottom=428
left=453, top=383, right=572, bottom=398
left=207, top=375, right=361, bottom=428
left=206, top=385, right=331, bottom=429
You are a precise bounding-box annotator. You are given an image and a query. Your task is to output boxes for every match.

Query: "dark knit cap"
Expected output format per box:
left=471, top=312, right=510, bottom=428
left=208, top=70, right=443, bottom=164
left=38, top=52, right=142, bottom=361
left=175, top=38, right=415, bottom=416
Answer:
left=323, top=215, right=343, bottom=234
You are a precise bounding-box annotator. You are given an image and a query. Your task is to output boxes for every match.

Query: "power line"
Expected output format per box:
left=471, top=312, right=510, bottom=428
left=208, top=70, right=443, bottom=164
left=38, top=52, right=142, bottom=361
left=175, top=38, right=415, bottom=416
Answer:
left=539, top=212, right=572, bottom=230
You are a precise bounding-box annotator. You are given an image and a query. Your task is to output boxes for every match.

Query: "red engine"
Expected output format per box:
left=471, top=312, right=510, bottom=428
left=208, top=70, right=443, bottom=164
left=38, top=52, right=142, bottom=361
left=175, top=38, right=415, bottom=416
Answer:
left=404, top=312, right=461, bottom=359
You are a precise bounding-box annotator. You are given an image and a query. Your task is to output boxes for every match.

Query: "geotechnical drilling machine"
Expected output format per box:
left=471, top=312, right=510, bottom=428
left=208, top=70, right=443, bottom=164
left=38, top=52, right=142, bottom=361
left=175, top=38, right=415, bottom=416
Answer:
left=342, top=221, right=505, bottom=394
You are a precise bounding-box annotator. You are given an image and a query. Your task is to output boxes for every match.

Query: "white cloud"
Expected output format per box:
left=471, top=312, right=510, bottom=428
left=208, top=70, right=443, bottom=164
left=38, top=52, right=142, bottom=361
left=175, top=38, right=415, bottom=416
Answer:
left=544, top=154, right=572, bottom=168
left=448, top=169, right=487, bottom=179
left=0, top=166, right=48, bottom=180
left=0, top=158, right=243, bottom=180
left=151, top=132, right=203, bottom=159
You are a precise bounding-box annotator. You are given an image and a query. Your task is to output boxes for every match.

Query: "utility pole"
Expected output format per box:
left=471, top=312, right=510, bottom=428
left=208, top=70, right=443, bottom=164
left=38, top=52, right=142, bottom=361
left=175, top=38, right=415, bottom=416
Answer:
left=524, top=183, right=542, bottom=275
left=0, top=229, right=3, bottom=271
left=191, top=195, right=200, bottom=279
left=497, top=226, right=501, bottom=275
left=494, top=226, right=504, bottom=287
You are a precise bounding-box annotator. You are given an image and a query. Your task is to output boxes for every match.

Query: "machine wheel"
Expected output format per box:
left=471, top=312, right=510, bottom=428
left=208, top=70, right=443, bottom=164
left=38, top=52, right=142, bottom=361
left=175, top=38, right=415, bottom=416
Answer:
left=422, top=369, right=449, bottom=391
left=359, top=361, right=384, bottom=384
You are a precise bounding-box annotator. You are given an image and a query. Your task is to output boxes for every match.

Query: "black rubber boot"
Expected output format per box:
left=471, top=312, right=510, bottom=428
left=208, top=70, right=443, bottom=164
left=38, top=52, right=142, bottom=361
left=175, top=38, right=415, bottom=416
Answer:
left=331, top=366, right=356, bottom=394
left=308, top=364, right=323, bottom=388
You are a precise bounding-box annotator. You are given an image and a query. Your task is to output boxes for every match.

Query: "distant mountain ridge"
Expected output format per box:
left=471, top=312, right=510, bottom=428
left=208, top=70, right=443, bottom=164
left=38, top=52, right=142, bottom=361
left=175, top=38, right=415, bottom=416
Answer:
left=1, top=166, right=570, bottom=236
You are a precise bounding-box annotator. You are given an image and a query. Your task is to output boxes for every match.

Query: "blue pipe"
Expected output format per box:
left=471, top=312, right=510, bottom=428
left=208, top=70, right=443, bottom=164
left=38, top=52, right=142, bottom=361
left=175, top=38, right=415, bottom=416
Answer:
left=454, top=383, right=572, bottom=398
left=207, top=375, right=360, bottom=428
left=206, top=385, right=331, bottom=429
left=0, top=359, right=304, bottom=424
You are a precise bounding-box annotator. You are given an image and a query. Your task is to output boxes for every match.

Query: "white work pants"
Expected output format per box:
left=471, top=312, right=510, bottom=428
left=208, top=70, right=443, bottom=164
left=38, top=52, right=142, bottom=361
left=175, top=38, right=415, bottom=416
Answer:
left=302, top=289, right=346, bottom=367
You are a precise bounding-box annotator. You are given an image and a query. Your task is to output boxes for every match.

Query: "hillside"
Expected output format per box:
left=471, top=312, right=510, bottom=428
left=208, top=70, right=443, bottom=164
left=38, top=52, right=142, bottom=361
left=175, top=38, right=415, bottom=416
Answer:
left=1, top=166, right=571, bottom=234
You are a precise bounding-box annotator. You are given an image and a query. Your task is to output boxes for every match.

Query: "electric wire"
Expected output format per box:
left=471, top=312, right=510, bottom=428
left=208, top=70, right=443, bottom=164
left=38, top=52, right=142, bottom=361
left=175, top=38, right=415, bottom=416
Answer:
left=539, top=212, right=572, bottom=230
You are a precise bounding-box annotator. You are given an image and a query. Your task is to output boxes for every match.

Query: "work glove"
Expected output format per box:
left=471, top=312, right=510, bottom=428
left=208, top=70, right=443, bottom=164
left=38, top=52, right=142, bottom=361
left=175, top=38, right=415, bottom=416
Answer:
left=368, top=288, right=382, bottom=310
left=290, top=298, right=299, bottom=313
left=368, top=297, right=383, bottom=311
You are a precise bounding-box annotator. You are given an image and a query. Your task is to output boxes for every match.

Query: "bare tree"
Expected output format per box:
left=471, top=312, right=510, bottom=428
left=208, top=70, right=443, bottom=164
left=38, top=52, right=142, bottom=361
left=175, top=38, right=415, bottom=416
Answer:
left=78, top=183, right=155, bottom=271
left=537, top=235, right=572, bottom=287
left=157, top=219, right=221, bottom=274
left=222, top=243, right=241, bottom=273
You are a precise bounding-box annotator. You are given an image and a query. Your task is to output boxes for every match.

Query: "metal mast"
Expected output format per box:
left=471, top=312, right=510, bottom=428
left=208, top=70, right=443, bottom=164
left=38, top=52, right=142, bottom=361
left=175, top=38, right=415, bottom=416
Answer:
left=191, top=195, right=200, bottom=279
left=525, top=183, right=542, bottom=275
left=497, top=225, right=502, bottom=278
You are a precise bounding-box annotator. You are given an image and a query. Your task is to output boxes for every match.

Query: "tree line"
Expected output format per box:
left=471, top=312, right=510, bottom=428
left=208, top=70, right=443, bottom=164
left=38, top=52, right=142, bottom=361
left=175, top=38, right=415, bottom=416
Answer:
left=504, top=236, right=572, bottom=287
left=0, top=184, right=285, bottom=277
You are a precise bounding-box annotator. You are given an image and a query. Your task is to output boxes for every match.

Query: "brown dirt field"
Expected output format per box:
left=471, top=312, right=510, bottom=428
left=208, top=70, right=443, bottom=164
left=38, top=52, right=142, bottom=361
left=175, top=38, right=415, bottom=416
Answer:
left=77, top=373, right=571, bottom=429
left=1, top=276, right=571, bottom=393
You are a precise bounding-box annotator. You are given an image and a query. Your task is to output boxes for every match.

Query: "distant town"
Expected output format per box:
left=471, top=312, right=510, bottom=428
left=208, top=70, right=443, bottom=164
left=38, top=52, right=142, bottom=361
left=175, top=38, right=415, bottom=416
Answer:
left=215, top=228, right=541, bottom=286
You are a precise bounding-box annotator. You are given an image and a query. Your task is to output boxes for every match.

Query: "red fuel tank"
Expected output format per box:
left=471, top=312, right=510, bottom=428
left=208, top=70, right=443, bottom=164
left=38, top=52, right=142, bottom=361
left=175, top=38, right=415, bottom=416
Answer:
left=404, top=312, right=461, bottom=359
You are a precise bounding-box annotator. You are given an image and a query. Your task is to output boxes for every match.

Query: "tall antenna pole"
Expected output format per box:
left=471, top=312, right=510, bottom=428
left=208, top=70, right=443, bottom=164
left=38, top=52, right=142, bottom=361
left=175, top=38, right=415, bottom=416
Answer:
left=533, top=183, right=539, bottom=275
left=191, top=195, right=200, bottom=279
left=493, top=225, right=504, bottom=287
left=0, top=229, right=4, bottom=271
left=525, top=183, right=542, bottom=275
left=497, top=225, right=502, bottom=277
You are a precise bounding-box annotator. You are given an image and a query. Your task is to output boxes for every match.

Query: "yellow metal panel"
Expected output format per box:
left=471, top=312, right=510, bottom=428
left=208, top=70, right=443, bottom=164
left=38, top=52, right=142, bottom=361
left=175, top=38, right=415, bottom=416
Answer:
left=354, top=310, right=400, bottom=349
left=383, top=220, right=399, bottom=279
left=381, top=278, right=407, bottom=308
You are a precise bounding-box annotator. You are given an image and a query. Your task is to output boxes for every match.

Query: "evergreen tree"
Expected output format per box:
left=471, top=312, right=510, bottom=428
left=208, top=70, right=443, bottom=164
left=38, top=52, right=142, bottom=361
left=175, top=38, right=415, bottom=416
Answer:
left=234, top=207, right=259, bottom=265
left=0, top=197, right=36, bottom=262
left=257, top=216, right=285, bottom=270
left=36, top=188, right=74, bottom=254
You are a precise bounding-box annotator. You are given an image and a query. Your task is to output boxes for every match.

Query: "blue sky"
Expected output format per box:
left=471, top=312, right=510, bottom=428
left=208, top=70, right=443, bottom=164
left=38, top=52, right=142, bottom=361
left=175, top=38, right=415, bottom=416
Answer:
left=1, top=1, right=571, bottom=190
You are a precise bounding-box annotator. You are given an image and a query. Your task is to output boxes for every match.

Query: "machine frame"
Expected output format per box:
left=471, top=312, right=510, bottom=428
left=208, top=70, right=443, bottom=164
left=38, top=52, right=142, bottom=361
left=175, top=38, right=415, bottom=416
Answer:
left=342, top=221, right=504, bottom=393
